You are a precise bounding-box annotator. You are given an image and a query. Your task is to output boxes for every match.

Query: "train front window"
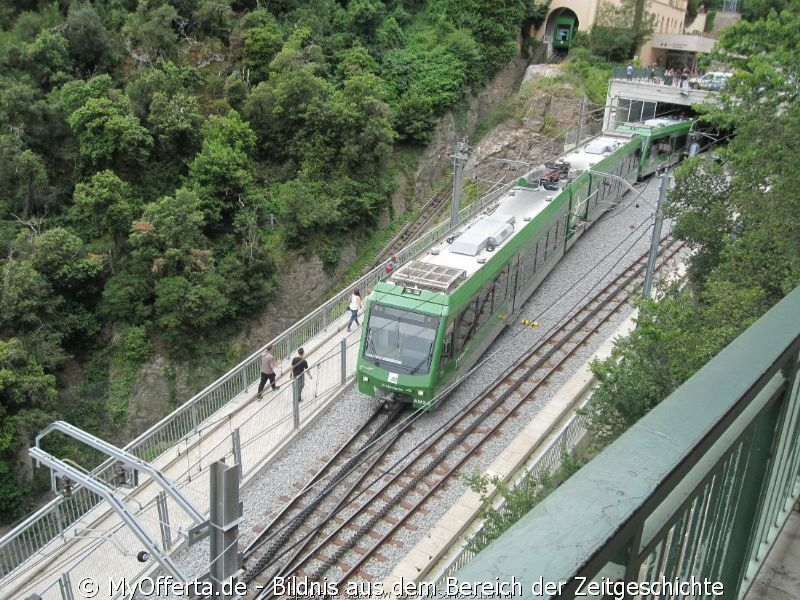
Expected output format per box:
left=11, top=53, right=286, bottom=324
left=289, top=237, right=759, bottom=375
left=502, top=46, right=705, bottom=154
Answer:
left=363, top=303, right=440, bottom=375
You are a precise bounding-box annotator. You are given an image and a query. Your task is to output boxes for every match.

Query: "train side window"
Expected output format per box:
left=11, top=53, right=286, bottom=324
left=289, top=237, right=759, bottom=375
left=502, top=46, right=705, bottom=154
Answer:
left=494, top=266, right=509, bottom=306
left=524, top=240, right=538, bottom=280
left=547, top=224, right=559, bottom=253
left=536, top=236, right=547, bottom=265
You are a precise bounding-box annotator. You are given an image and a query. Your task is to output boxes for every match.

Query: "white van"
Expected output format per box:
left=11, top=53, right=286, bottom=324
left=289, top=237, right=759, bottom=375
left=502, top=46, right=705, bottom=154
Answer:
left=689, top=72, right=732, bottom=91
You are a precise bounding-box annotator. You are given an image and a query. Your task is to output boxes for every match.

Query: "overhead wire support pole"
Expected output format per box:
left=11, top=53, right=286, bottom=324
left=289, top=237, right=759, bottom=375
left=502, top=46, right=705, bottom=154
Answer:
left=209, top=460, right=242, bottom=597
left=643, top=173, right=670, bottom=298
left=450, top=138, right=469, bottom=229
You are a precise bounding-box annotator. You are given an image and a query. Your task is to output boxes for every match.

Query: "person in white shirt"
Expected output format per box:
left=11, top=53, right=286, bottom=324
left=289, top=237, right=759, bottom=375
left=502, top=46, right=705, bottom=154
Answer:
left=347, top=289, right=364, bottom=332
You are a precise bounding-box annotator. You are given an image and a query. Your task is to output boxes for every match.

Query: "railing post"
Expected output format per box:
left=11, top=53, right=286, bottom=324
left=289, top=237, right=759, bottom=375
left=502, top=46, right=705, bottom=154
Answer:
left=156, top=491, right=172, bottom=550
left=55, top=502, right=64, bottom=539
left=240, top=367, right=248, bottom=396
left=58, top=572, right=74, bottom=600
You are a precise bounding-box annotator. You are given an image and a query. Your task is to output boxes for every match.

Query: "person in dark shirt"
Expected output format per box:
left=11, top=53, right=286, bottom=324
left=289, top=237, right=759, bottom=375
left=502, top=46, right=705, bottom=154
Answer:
left=290, top=347, right=312, bottom=402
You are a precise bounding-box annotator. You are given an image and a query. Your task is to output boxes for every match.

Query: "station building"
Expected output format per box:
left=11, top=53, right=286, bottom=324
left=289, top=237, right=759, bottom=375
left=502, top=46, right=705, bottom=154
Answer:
left=532, top=0, right=741, bottom=72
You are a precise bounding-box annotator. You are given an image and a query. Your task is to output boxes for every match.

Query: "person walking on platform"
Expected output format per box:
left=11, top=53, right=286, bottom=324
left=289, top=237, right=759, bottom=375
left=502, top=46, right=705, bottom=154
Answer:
left=347, top=289, right=364, bottom=332
left=257, top=344, right=279, bottom=399
left=291, top=347, right=312, bottom=402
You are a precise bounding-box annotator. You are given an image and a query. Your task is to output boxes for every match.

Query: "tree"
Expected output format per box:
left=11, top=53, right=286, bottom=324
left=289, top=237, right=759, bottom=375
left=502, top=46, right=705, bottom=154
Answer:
left=191, top=0, right=235, bottom=41
left=428, top=0, right=526, bottom=82
left=66, top=96, right=154, bottom=174
left=70, top=170, right=140, bottom=253
left=242, top=26, right=331, bottom=160
left=345, top=0, right=385, bottom=43
left=22, top=29, right=72, bottom=91
left=153, top=272, right=232, bottom=337
left=0, top=258, right=60, bottom=335
left=740, top=0, right=793, bottom=22
left=393, top=91, right=435, bottom=143
left=664, top=158, right=736, bottom=286
left=583, top=284, right=764, bottom=446
left=128, top=188, right=208, bottom=275
left=2, top=149, right=53, bottom=219
left=323, top=71, right=395, bottom=177
left=585, top=4, right=800, bottom=449
left=0, top=338, right=58, bottom=522
left=240, top=18, right=285, bottom=85
left=589, top=0, right=657, bottom=61
left=65, top=2, right=117, bottom=75
left=123, top=3, right=180, bottom=65
left=27, top=228, right=104, bottom=294
left=56, top=74, right=116, bottom=117
left=147, top=90, right=202, bottom=156
left=189, top=111, right=257, bottom=224
left=125, top=62, right=201, bottom=121
left=693, top=5, right=800, bottom=302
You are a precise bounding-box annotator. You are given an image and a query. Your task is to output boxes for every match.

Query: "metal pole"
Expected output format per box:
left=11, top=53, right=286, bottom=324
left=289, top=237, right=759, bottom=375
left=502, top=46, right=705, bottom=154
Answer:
left=643, top=174, right=670, bottom=298
left=450, top=139, right=468, bottom=228
left=340, top=339, right=347, bottom=385
left=209, top=460, right=242, bottom=597
left=576, top=96, right=586, bottom=146
left=292, top=378, right=301, bottom=429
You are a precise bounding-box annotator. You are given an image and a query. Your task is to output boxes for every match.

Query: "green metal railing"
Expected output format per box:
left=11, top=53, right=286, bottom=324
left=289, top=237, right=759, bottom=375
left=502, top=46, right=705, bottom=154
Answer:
left=454, top=285, right=800, bottom=599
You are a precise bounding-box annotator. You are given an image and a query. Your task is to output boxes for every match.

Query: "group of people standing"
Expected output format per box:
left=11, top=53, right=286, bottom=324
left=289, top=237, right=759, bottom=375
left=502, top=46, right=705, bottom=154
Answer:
left=256, top=255, right=398, bottom=402
left=626, top=63, right=691, bottom=87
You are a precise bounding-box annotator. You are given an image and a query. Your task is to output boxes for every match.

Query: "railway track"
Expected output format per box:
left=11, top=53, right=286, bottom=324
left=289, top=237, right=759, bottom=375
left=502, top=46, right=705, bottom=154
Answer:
left=240, top=404, right=408, bottom=594
left=375, top=159, right=533, bottom=265
left=243, top=239, right=685, bottom=597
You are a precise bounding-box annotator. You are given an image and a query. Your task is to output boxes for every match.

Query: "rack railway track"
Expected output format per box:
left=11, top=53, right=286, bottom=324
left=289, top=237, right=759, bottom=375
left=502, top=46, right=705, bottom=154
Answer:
left=240, top=404, right=408, bottom=593
left=375, top=159, right=534, bottom=266
left=243, top=239, right=685, bottom=598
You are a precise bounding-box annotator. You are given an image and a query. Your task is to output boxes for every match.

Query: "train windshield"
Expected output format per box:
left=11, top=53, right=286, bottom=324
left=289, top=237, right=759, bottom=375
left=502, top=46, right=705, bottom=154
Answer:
left=363, top=303, right=440, bottom=375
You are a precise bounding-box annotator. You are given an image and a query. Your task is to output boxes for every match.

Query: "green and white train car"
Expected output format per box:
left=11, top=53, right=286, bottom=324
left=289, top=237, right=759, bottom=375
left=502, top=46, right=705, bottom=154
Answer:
left=617, top=117, right=695, bottom=178
left=357, top=118, right=694, bottom=409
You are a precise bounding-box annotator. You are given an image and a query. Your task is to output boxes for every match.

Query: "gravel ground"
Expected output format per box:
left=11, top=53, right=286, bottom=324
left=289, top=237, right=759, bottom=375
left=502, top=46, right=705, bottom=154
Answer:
left=165, top=177, right=673, bottom=592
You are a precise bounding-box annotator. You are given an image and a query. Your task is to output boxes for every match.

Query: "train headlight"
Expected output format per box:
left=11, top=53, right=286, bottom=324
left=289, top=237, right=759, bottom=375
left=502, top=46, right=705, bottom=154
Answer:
left=362, top=376, right=369, bottom=382
left=417, top=390, right=424, bottom=396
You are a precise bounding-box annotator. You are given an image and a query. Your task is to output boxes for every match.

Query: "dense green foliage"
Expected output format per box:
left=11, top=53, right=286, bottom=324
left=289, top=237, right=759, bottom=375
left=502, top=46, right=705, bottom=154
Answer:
left=0, top=0, right=527, bottom=522
left=583, top=4, right=800, bottom=446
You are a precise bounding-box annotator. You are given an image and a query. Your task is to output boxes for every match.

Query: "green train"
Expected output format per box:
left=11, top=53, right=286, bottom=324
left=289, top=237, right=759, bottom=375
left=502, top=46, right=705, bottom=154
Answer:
left=552, top=15, right=578, bottom=51
left=357, top=118, right=694, bottom=409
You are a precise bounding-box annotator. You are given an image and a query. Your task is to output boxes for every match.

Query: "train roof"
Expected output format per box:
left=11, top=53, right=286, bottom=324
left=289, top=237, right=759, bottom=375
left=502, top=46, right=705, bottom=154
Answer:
left=384, top=131, right=640, bottom=296
left=615, top=117, right=693, bottom=137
